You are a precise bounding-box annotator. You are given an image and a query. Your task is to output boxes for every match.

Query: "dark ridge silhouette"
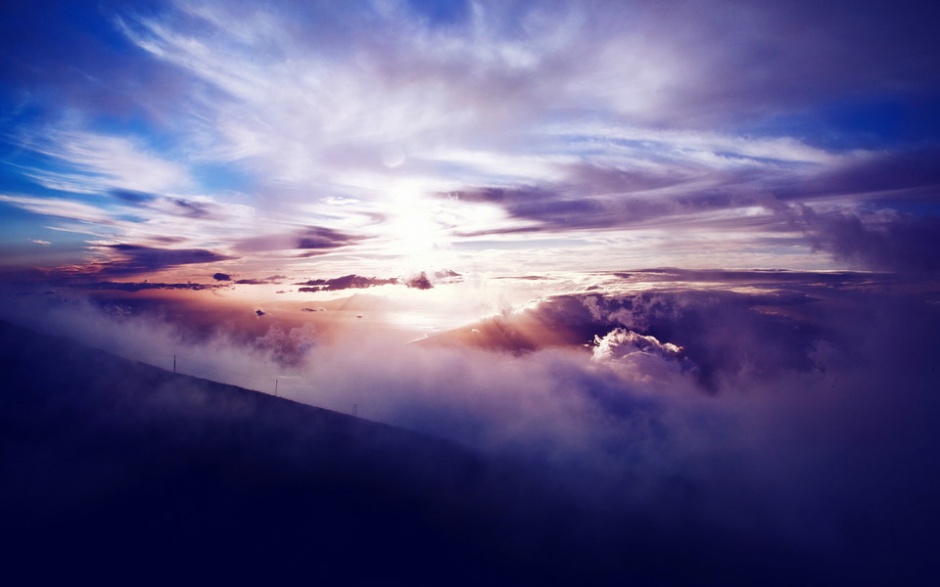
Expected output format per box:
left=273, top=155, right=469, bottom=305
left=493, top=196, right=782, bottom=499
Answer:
left=0, top=320, right=832, bottom=586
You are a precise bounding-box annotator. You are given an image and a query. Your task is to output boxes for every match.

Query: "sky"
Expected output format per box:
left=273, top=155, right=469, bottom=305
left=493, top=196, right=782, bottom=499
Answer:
left=2, top=0, right=939, bottom=282
left=2, top=1, right=940, bottom=582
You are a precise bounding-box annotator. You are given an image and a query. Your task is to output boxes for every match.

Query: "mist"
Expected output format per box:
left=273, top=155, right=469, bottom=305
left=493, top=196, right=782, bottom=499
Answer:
left=3, top=275, right=938, bottom=583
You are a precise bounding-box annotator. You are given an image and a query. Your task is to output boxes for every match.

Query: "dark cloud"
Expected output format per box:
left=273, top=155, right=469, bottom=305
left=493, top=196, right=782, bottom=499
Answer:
left=296, top=226, right=362, bottom=250
left=296, top=274, right=398, bottom=292
left=404, top=272, right=433, bottom=290
left=615, top=268, right=884, bottom=286
left=447, top=186, right=612, bottom=234
left=294, top=271, right=456, bottom=292
left=217, top=275, right=287, bottom=285
left=590, top=291, right=823, bottom=390
left=432, top=281, right=842, bottom=390
left=9, top=244, right=232, bottom=287
left=110, top=189, right=157, bottom=204
left=776, top=146, right=940, bottom=202
left=80, top=281, right=223, bottom=293
left=109, top=189, right=220, bottom=219
left=84, top=244, right=234, bottom=277
left=20, top=245, right=238, bottom=281
left=234, top=227, right=362, bottom=255
left=170, top=198, right=213, bottom=219
left=447, top=176, right=780, bottom=236
left=443, top=147, right=935, bottom=244
left=803, top=209, right=940, bottom=273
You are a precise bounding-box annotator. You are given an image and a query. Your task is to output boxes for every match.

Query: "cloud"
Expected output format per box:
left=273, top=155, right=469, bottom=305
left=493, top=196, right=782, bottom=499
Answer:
left=2, top=3, right=939, bottom=577
left=110, top=189, right=158, bottom=204
left=0, top=194, right=117, bottom=226
left=4, top=0, right=939, bottom=275
left=296, top=274, right=398, bottom=292
left=296, top=227, right=363, bottom=250
left=73, top=243, right=235, bottom=278
left=593, top=328, right=677, bottom=358
left=592, top=327, right=698, bottom=383
left=98, top=1, right=895, bottom=260
left=79, top=281, right=224, bottom=292
left=403, top=272, right=433, bottom=290
left=804, top=208, right=940, bottom=273
left=2, top=270, right=939, bottom=583
left=435, top=125, right=856, bottom=239
left=292, top=271, right=455, bottom=292
left=228, top=275, right=287, bottom=285
left=233, top=226, right=362, bottom=255
left=15, top=128, right=193, bottom=195
left=775, top=146, right=940, bottom=202
left=614, top=267, right=875, bottom=285
left=434, top=279, right=839, bottom=391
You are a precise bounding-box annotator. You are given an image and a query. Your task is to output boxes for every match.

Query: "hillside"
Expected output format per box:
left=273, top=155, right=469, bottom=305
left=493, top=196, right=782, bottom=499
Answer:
left=0, top=319, right=831, bottom=585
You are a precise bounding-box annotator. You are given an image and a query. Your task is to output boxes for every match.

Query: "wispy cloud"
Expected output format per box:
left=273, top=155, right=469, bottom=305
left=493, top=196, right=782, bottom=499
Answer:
left=0, top=194, right=117, bottom=226
left=1, top=0, right=938, bottom=275
left=15, top=128, right=192, bottom=195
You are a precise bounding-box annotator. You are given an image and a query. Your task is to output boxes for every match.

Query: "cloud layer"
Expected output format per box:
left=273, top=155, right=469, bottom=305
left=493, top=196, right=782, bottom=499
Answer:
left=3, top=271, right=938, bottom=583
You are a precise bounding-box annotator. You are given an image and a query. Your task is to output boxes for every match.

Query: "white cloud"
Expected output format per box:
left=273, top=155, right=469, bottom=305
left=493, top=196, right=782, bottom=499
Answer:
left=592, top=327, right=698, bottom=384
left=16, top=128, right=192, bottom=195
left=0, top=193, right=116, bottom=225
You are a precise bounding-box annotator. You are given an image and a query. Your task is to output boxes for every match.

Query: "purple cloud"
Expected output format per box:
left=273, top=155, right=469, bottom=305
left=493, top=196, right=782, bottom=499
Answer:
left=79, top=244, right=235, bottom=278
left=806, top=210, right=940, bottom=274
left=296, top=275, right=398, bottom=292
left=81, top=281, right=224, bottom=292
left=296, top=227, right=363, bottom=250
left=233, top=227, right=362, bottom=256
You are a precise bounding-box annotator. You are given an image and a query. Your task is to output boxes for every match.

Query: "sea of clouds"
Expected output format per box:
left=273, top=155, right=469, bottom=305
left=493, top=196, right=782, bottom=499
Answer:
left=2, top=276, right=938, bottom=581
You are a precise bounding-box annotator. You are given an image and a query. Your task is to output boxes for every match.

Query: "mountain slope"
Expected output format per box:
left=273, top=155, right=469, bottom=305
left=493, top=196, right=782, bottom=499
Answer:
left=0, top=320, right=532, bottom=584
left=0, top=319, right=832, bottom=586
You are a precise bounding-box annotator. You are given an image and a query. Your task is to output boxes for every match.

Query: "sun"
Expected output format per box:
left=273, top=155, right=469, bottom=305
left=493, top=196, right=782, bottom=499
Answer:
left=382, top=184, right=450, bottom=269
